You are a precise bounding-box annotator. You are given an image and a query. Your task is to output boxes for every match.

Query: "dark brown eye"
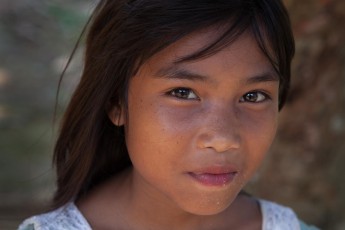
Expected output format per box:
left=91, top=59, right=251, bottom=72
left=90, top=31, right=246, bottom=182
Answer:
left=240, top=91, right=267, bottom=103
left=169, top=88, right=199, bottom=100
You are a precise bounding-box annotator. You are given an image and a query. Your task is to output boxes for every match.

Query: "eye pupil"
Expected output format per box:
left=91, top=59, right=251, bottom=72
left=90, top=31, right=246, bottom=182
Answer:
left=169, top=88, right=199, bottom=100
left=245, top=92, right=258, bottom=102
left=175, top=88, right=189, bottom=98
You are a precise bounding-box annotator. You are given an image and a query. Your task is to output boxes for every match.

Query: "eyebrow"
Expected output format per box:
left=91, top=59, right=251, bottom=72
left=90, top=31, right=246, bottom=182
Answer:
left=155, top=66, right=211, bottom=83
left=155, top=65, right=279, bottom=84
left=244, top=72, right=279, bottom=84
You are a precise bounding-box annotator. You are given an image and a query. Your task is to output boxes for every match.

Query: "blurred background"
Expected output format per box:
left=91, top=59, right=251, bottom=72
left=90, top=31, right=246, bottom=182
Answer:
left=0, top=0, right=344, bottom=229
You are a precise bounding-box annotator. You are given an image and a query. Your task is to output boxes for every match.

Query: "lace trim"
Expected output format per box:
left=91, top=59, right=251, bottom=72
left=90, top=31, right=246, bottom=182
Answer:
left=18, top=203, right=91, bottom=230
left=19, top=200, right=301, bottom=230
left=259, top=199, right=301, bottom=230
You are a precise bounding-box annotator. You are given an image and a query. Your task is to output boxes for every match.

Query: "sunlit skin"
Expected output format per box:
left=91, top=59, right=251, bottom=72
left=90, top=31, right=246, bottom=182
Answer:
left=78, top=27, right=280, bottom=229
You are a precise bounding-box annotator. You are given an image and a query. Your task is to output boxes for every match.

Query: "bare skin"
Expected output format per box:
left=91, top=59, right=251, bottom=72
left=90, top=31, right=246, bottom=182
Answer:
left=78, top=26, right=278, bottom=229
left=77, top=169, right=262, bottom=230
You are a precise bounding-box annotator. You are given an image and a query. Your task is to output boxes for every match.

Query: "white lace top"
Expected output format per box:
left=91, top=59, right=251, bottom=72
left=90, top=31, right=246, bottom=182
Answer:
left=18, top=199, right=314, bottom=230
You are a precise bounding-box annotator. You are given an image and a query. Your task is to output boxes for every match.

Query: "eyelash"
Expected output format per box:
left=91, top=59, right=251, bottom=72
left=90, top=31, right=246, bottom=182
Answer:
left=167, top=87, right=270, bottom=103
left=240, top=91, right=271, bottom=103
left=167, top=88, right=199, bottom=100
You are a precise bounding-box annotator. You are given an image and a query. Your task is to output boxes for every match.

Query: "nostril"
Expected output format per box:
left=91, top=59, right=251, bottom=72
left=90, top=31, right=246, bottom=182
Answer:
left=196, top=132, right=240, bottom=153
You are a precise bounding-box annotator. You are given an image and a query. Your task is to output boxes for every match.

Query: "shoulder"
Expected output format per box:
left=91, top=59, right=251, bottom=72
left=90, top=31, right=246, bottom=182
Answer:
left=18, top=202, right=91, bottom=230
left=258, top=199, right=320, bottom=230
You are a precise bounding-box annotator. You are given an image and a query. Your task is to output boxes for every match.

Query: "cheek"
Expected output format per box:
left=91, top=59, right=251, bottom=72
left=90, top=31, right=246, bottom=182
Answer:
left=241, top=108, right=278, bottom=174
left=124, top=99, right=188, bottom=171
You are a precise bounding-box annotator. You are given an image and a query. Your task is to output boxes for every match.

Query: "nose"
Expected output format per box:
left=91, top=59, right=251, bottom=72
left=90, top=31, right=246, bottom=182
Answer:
left=196, top=106, right=241, bottom=153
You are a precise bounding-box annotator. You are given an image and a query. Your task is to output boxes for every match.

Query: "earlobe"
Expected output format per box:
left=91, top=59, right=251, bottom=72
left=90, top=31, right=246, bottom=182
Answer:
left=108, top=105, right=125, bottom=126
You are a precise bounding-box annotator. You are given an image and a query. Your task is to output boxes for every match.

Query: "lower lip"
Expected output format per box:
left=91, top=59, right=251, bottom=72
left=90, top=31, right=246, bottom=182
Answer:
left=189, top=172, right=237, bottom=186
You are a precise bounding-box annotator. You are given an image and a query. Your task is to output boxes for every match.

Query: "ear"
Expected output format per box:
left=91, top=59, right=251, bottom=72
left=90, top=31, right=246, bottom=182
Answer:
left=107, top=104, right=125, bottom=126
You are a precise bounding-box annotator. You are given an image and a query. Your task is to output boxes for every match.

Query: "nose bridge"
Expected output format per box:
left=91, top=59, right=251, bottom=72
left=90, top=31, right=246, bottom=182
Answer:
left=197, top=103, right=241, bottom=152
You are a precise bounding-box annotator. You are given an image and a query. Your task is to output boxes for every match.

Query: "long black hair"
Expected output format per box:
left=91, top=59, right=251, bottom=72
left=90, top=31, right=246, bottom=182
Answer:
left=53, top=0, right=295, bottom=207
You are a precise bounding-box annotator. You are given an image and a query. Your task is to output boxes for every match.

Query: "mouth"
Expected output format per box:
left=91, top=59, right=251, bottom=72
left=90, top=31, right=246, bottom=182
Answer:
left=188, top=167, right=238, bottom=187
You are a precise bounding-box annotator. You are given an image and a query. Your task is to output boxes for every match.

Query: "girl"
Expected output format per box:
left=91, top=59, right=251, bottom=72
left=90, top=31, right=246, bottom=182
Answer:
left=20, top=0, right=319, bottom=229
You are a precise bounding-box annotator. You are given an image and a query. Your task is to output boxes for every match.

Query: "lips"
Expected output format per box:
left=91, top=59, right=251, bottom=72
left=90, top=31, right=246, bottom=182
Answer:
left=188, top=166, right=238, bottom=186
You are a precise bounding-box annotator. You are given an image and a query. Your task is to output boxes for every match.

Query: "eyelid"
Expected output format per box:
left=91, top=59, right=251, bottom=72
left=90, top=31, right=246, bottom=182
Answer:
left=240, top=91, right=271, bottom=103
left=166, top=87, right=200, bottom=100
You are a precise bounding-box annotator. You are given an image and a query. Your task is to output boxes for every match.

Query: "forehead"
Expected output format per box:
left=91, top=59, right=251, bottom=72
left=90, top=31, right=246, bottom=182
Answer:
left=132, top=25, right=279, bottom=86
left=156, top=26, right=257, bottom=63
left=138, top=26, right=275, bottom=80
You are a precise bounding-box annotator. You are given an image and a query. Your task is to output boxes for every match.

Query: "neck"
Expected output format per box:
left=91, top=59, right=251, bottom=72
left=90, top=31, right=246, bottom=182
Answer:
left=77, top=167, right=261, bottom=230
left=124, top=168, right=205, bottom=229
left=119, top=168, right=248, bottom=230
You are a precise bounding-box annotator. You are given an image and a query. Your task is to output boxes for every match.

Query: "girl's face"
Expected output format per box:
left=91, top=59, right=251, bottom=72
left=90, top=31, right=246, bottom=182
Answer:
left=113, top=28, right=279, bottom=215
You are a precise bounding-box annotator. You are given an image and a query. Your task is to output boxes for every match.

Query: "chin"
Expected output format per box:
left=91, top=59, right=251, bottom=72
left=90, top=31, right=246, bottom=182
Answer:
left=178, top=193, right=237, bottom=216
left=186, top=203, right=231, bottom=216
